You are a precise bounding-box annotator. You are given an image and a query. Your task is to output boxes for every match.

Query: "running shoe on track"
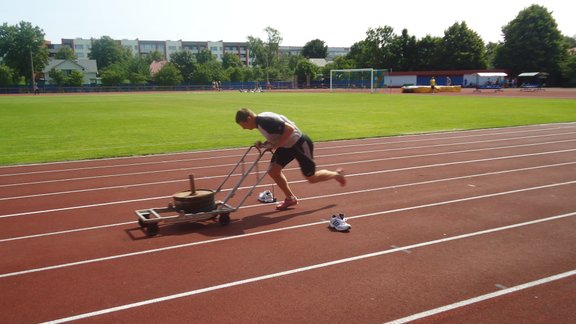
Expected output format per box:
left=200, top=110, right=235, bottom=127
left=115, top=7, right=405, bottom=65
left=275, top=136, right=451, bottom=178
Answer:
left=330, top=214, right=351, bottom=231
left=276, top=197, right=298, bottom=210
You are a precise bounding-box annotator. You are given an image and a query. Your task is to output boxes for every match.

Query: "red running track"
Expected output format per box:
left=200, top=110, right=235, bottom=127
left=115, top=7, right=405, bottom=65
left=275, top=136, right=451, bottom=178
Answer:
left=1, top=123, right=575, bottom=323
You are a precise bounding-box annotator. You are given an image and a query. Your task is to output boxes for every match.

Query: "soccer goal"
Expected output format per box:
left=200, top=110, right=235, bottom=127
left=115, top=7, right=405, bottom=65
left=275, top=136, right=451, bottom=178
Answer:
left=329, top=68, right=389, bottom=93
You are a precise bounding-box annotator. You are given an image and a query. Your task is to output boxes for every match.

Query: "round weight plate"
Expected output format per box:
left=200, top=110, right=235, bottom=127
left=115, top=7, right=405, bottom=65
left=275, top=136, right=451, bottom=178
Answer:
left=172, top=189, right=215, bottom=213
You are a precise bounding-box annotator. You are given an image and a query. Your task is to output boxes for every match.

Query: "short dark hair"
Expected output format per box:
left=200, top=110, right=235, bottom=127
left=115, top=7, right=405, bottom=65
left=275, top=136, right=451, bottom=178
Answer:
left=235, top=108, right=255, bottom=123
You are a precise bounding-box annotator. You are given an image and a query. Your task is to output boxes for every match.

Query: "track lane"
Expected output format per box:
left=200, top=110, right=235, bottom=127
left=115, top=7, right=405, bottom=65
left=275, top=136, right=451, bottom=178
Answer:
left=1, top=123, right=575, bottom=322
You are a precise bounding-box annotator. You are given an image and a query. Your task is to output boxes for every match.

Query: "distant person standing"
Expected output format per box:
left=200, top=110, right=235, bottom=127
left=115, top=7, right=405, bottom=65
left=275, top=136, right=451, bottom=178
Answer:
left=430, top=76, right=436, bottom=93
left=446, top=76, right=452, bottom=86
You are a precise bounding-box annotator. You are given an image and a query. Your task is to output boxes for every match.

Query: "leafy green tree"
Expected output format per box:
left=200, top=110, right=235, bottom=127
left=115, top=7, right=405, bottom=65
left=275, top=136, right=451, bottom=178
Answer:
left=0, top=64, right=17, bottom=85
left=100, top=64, right=127, bottom=85
left=322, top=56, right=356, bottom=78
left=225, top=66, right=245, bottom=82
left=563, top=35, right=576, bottom=49
left=247, top=27, right=282, bottom=84
left=437, top=22, right=487, bottom=70
left=144, top=51, right=164, bottom=64
left=559, top=53, right=576, bottom=86
left=0, top=21, right=49, bottom=85
left=125, top=56, right=150, bottom=84
left=48, top=69, right=66, bottom=86
left=494, top=4, right=566, bottom=82
left=294, top=58, right=318, bottom=86
left=89, top=36, right=130, bottom=70
left=222, top=52, right=243, bottom=69
left=48, top=69, right=84, bottom=86
left=414, top=35, right=442, bottom=70
left=55, top=46, right=77, bottom=60
left=68, top=70, right=84, bottom=86
left=192, top=60, right=224, bottom=84
left=152, top=63, right=182, bottom=85
left=170, top=50, right=197, bottom=82
left=196, top=49, right=216, bottom=64
left=247, top=36, right=266, bottom=67
left=347, top=26, right=396, bottom=68
left=389, top=29, right=418, bottom=71
left=302, top=39, right=328, bottom=58
left=485, top=42, right=501, bottom=69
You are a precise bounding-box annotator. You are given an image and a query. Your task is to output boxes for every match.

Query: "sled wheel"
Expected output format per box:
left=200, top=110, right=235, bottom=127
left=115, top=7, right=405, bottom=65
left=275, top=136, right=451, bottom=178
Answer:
left=219, top=213, right=231, bottom=226
left=146, top=223, right=159, bottom=236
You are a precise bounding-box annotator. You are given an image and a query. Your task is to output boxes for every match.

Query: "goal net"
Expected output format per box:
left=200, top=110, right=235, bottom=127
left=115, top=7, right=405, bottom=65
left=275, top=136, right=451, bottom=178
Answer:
left=330, top=68, right=389, bottom=93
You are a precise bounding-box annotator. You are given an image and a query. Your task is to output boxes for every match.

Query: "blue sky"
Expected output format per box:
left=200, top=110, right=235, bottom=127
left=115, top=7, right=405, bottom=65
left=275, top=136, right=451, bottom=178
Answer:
left=3, top=0, right=575, bottom=47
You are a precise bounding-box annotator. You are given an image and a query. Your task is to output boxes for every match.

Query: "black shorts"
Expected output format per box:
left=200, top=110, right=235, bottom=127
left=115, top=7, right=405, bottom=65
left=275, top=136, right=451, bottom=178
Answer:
left=271, top=134, right=315, bottom=177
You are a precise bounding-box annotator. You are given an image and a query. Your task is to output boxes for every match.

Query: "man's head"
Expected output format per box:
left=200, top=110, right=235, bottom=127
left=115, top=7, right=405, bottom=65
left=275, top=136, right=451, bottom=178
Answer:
left=236, top=108, right=256, bottom=129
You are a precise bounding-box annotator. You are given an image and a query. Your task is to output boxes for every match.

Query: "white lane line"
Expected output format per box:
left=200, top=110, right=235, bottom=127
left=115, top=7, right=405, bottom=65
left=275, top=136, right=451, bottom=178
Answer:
left=3, top=160, right=575, bottom=243
left=2, top=135, right=575, bottom=192
left=386, top=269, right=576, bottom=324
left=2, top=147, right=576, bottom=219
left=2, top=126, right=574, bottom=178
left=41, top=212, right=576, bottom=324
left=2, top=181, right=575, bottom=279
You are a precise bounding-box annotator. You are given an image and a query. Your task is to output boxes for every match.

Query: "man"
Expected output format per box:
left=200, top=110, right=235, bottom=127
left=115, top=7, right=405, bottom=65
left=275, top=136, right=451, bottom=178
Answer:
left=235, top=108, right=346, bottom=210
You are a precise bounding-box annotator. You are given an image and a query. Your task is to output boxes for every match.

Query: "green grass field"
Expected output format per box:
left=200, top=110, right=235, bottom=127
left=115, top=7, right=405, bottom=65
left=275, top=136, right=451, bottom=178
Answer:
left=1, top=91, right=575, bottom=166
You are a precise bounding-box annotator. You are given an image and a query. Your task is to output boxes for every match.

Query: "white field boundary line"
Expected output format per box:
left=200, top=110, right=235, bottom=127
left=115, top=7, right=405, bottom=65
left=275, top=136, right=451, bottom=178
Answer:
left=2, top=148, right=576, bottom=219
left=2, top=180, right=576, bottom=279
left=2, top=125, right=574, bottom=178
left=41, top=212, right=576, bottom=324
left=3, top=122, right=573, bottom=171
left=3, top=160, right=575, bottom=243
left=3, top=137, right=575, bottom=197
left=2, top=132, right=575, bottom=190
left=385, top=269, right=576, bottom=323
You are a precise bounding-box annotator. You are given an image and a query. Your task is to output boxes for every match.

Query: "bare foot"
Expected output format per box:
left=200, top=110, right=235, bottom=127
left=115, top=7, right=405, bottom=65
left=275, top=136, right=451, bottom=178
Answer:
left=335, top=168, right=346, bottom=186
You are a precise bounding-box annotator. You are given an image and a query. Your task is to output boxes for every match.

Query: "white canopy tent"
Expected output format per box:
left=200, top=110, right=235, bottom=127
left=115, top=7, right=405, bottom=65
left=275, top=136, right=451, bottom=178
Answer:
left=518, top=72, right=549, bottom=78
left=473, top=72, right=508, bottom=88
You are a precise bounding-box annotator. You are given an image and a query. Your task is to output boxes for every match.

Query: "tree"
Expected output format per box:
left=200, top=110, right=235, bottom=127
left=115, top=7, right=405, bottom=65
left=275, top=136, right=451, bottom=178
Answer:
left=125, top=56, right=150, bottom=84
left=192, top=60, right=224, bottom=84
left=347, top=26, right=396, bottom=69
left=0, top=21, right=49, bottom=85
left=55, top=46, right=77, bottom=60
left=100, top=64, right=126, bottom=85
left=225, top=66, right=245, bottom=82
left=494, top=4, right=566, bottom=82
left=294, top=58, right=318, bottom=86
left=560, top=52, right=576, bottom=86
left=48, top=69, right=84, bottom=86
left=170, top=49, right=198, bottom=82
left=196, top=49, right=216, bottom=64
left=144, top=51, right=164, bottom=64
left=89, top=36, right=130, bottom=70
left=247, top=36, right=266, bottom=67
left=152, top=63, right=182, bottom=86
left=389, top=29, right=418, bottom=71
left=247, top=27, right=282, bottom=84
left=302, top=39, right=328, bottom=58
left=437, top=22, right=487, bottom=70
left=414, top=35, right=442, bottom=70
left=222, top=52, right=243, bottom=69
left=0, top=64, right=17, bottom=85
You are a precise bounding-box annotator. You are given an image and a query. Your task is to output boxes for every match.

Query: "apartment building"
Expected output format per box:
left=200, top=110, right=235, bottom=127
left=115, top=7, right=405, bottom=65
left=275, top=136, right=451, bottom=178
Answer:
left=58, top=38, right=349, bottom=66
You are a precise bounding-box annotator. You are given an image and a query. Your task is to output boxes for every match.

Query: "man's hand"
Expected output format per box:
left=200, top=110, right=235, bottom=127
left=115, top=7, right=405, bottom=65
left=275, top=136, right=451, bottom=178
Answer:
left=255, top=141, right=274, bottom=150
